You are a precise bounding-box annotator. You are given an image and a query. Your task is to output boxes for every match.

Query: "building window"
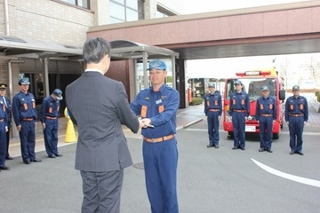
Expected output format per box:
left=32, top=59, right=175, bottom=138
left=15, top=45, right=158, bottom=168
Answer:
left=59, top=0, right=90, bottom=9
left=110, top=0, right=144, bottom=24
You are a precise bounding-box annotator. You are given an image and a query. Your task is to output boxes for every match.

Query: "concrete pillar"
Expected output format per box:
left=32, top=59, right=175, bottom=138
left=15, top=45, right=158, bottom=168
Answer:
left=90, top=0, right=110, bottom=26
left=144, top=0, right=157, bottom=19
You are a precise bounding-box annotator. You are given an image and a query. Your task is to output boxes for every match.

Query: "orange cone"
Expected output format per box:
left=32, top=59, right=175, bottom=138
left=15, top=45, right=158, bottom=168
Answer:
left=64, top=107, right=77, bottom=143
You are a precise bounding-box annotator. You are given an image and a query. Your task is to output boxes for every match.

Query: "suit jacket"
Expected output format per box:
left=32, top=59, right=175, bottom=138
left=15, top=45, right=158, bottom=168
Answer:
left=65, top=71, right=140, bottom=172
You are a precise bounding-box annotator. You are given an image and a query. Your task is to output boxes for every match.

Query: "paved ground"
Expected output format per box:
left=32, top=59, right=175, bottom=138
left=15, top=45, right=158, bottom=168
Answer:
left=1, top=97, right=319, bottom=213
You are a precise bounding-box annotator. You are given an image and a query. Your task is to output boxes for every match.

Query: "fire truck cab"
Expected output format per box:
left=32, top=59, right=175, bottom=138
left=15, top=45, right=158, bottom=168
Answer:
left=223, top=69, right=286, bottom=139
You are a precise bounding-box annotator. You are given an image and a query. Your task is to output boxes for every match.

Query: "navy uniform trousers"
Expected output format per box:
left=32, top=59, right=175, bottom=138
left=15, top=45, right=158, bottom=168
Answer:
left=19, top=120, right=36, bottom=161
left=259, top=116, right=273, bottom=149
left=232, top=111, right=246, bottom=149
left=43, top=119, right=59, bottom=156
left=288, top=116, right=304, bottom=152
left=143, top=137, right=179, bottom=213
left=0, top=121, right=7, bottom=167
left=207, top=111, right=220, bottom=145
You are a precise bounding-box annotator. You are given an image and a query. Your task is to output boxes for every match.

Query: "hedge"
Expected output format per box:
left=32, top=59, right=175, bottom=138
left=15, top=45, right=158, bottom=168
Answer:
left=190, top=97, right=203, bottom=105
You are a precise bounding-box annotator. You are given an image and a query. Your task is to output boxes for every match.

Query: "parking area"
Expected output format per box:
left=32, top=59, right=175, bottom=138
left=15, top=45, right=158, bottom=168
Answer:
left=1, top=101, right=319, bottom=213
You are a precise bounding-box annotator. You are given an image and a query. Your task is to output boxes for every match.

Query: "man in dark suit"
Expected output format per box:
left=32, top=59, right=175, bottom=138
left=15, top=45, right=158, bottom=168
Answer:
left=66, top=37, right=142, bottom=213
left=0, top=83, right=13, bottom=160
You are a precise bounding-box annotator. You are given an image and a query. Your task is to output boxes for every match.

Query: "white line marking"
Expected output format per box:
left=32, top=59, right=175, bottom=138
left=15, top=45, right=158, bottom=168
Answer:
left=251, top=158, right=320, bottom=188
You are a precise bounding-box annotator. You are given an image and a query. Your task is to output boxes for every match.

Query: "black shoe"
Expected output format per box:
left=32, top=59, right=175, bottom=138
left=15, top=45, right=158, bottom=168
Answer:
left=259, top=148, right=265, bottom=152
left=207, top=144, right=214, bottom=148
left=31, top=159, right=42, bottom=162
left=290, top=151, right=295, bottom=155
left=24, top=159, right=31, bottom=164
left=55, top=154, right=63, bottom=157
left=214, top=144, right=219, bottom=149
left=232, top=146, right=238, bottom=150
left=5, top=156, right=14, bottom=160
left=48, top=155, right=56, bottom=158
left=267, top=149, right=273, bottom=153
left=296, top=151, right=304, bottom=156
left=0, top=166, right=10, bottom=170
left=240, top=147, right=245, bottom=150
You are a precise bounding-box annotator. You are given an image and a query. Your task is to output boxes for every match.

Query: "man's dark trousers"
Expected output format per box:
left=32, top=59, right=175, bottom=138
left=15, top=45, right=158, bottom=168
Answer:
left=80, top=170, right=124, bottom=213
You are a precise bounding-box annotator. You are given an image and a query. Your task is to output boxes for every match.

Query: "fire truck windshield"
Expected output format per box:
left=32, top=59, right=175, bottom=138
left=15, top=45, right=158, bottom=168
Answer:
left=226, top=78, right=276, bottom=100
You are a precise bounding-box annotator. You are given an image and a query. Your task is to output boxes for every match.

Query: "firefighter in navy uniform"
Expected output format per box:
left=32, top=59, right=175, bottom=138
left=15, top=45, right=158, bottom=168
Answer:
left=204, top=83, right=222, bottom=148
left=12, top=78, right=42, bottom=164
left=229, top=80, right=250, bottom=150
left=255, top=85, right=277, bottom=153
left=41, top=89, right=63, bottom=158
left=131, top=59, right=180, bottom=213
left=285, top=85, right=308, bottom=155
left=0, top=95, right=9, bottom=170
left=0, top=83, right=13, bottom=160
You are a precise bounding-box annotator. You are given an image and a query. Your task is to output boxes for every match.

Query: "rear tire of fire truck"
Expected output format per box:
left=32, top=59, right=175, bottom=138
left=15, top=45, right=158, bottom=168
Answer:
left=273, top=133, right=279, bottom=140
left=227, top=132, right=234, bottom=139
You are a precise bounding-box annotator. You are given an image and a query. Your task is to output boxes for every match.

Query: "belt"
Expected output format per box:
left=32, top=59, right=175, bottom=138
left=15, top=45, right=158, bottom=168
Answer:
left=144, top=134, right=174, bottom=143
left=289, top=114, right=304, bottom=117
left=261, top=114, right=272, bottom=117
left=233, top=109, right=246, bottom=112
left=0, top=119, right=4, bottom=122
left=46, top=116, right=57, bottom=120
left=22, top=118, right=33, bottom=121
left=209, top=109, right=220, bottom=112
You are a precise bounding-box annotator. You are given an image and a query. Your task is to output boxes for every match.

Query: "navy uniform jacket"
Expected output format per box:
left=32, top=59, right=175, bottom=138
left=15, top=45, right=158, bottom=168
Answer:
left=12, top=91, right=37, bottom=126
left=285, top=95, right=309, bottom=122
left=0, top=99, right=8, bottom=126
left=40, top=96, right=60, bottom=123
left=130, top=84, right=180, bottom=139
left=229, top=91, right=250, bottom=116
left=1, top=96, right=11, bottom=127
left=255, top=96, right=277, bottom=120
left=204, top=91, right=222, bottom=116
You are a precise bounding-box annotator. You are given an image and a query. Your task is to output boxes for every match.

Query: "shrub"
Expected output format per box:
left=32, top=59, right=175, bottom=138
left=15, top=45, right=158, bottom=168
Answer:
left=190, top=97, right=203, bottom=105
left=317, top=93, right=320, bottom=102
left=315, top=91, right=319, bottom=97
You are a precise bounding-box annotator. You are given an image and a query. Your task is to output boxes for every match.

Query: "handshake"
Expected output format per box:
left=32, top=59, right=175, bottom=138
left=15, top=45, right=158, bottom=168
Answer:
left=139, top=118, right=154, bottom=128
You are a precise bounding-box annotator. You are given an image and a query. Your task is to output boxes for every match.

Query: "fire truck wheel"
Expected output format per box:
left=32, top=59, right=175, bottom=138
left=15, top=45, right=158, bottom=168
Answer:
left=227, top=132, right=234, bottom=139
left=273, top=133, right=279, bottom=140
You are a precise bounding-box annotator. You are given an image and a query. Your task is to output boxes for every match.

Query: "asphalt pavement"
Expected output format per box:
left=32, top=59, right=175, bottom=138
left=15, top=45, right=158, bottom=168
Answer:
left=1, top=98, right=319, bottom=213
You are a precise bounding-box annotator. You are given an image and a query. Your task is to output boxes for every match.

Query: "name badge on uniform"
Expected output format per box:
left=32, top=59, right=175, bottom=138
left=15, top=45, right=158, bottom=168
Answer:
left=156, top=99, right=162, bottom=104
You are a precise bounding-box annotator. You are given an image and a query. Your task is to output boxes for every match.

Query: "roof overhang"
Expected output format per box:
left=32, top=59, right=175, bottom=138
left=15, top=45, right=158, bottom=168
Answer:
left=110, top=40, right=179, bottom=60
left=0, top=35, right=82, bottom=60
left=0, top=36, right=179, bottom=61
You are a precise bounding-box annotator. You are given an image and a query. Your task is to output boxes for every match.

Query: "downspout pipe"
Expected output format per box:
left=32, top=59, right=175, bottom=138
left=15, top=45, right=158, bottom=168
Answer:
left=4, top=0, right=10, bottom=36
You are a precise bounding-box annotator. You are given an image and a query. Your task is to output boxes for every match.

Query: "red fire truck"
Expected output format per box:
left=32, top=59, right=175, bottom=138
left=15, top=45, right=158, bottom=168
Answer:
left=223, top=69, right=286, bottom=139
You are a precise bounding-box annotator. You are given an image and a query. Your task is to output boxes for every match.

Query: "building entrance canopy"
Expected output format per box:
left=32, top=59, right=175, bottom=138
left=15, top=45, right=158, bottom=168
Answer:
left=0, top=36, right=179, bottom=96
left=0, top=35, right=82, bottom=59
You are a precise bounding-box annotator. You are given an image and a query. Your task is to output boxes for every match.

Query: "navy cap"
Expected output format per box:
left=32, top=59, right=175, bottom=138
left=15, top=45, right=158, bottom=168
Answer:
left=18, top=78, right=30, bottom=85
left=208, top=83, right=215, bottom=88
left=0, top=83, right=7, bottom=89
left=53, top=89, right=63, bottom=100
left=292, top=85, right=300, bottom=91
left=261, top=85, right=269, bottom=91
left=234, top=80, right=242, bottom=85
left=147, top=59, right=167, bottom=70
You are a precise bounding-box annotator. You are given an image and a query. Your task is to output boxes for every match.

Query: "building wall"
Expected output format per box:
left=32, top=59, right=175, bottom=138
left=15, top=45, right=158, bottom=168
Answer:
left=0, top=0, right=95, bottom=46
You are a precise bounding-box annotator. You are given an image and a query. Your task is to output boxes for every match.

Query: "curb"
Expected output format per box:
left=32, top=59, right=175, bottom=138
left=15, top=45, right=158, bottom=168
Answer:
left=182, top=118, right=204, bottom=129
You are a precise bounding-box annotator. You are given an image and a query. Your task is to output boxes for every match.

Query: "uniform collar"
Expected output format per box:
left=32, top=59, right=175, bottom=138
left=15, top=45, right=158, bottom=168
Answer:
left=151, top=84, right=166, bottom=93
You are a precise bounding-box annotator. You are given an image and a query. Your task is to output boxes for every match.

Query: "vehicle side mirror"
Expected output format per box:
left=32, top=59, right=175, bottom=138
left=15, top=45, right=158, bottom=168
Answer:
left=279, top=89, right=286, bottom=101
